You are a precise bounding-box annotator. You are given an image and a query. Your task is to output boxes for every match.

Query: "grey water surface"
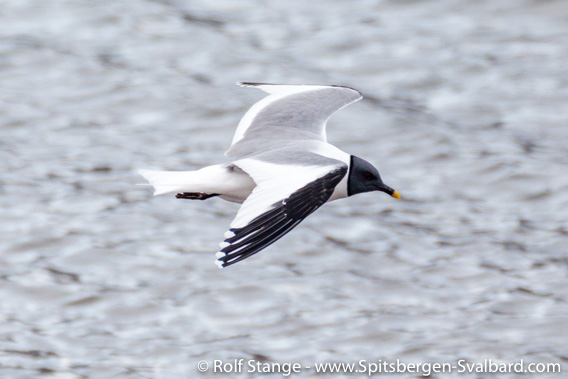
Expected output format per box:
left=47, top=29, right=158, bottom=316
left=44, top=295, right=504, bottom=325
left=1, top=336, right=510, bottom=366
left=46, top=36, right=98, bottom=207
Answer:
left=1, top=0, right=567, bottom=378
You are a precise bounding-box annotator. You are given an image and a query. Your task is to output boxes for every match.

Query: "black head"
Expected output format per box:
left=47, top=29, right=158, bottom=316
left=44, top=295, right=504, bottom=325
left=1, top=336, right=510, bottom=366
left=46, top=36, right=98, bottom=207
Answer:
left=347, top=155, right=400, bottom=199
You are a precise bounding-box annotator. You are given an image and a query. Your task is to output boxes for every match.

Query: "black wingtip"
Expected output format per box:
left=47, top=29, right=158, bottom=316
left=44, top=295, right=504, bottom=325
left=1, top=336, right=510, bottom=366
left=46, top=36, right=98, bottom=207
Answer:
left=330, top=84, right=362, bottom=98
left=237, top=81, right=277, bottom=87
left=236, top=82, right=362, bottom=98
left=212, top=167, right=347, bottom=268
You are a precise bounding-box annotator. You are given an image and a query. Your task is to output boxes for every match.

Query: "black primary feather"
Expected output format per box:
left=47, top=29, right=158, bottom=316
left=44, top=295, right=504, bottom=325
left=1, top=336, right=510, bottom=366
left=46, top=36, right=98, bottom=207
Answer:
left=217, top=166, right=347, bottom=267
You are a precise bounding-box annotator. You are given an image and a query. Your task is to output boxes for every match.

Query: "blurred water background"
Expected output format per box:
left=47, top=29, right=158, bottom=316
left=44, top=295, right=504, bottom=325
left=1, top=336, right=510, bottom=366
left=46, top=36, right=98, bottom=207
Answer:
left=1, top=0, right=567, bottom=378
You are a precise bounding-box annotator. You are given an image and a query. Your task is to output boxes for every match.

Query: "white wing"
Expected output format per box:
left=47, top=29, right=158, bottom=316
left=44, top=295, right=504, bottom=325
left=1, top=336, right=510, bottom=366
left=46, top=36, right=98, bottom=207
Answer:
left=225, top=82, right=362, bottom=158
left=215, top=150, right=347, bottom=267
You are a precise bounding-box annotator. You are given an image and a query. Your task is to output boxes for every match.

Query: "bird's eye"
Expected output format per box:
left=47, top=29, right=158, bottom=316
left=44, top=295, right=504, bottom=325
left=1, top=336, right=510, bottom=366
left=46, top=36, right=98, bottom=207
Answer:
left=363, top=172, right=373, bottom=181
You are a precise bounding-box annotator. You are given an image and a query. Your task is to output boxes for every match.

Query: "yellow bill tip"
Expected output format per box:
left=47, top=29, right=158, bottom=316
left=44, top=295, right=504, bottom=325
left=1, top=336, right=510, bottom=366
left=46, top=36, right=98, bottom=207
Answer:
left=391, top=190, right=401, bottom=200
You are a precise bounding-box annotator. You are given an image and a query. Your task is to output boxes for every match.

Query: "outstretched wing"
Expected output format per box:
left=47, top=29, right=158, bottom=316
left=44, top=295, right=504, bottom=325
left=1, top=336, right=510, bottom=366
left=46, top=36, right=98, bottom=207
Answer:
left=215, top=151, right=347, bottom=268
left=226, top=82, right=362, bottom=158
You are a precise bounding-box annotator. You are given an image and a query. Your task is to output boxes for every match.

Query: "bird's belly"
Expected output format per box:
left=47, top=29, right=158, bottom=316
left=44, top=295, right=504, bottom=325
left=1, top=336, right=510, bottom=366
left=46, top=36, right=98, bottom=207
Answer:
left=219, top=191, right=252, bottom=204
left=214, top=164, right=256, bottom=203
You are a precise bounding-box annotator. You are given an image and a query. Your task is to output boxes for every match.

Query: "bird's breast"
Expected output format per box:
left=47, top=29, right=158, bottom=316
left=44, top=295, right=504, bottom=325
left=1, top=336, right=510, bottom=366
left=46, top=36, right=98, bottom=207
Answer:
left=327, top=172, right=349, bottom=202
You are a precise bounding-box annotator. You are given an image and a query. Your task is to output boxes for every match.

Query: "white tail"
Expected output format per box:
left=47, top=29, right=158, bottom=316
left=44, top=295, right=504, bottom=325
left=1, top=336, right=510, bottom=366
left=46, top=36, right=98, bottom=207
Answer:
left=139, top=165, right=256, bottom=202
left=138, top=169, right=202, bottom=196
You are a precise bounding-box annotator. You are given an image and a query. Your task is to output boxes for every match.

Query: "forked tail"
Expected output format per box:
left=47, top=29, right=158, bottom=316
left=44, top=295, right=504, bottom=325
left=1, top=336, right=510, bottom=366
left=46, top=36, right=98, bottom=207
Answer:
left=138, top=169, right=198, bottom=196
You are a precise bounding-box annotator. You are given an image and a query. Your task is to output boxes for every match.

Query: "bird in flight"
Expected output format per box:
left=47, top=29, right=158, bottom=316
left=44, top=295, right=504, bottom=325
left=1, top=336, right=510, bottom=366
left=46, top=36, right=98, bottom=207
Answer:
left=139, top=82, right=400, bottom=268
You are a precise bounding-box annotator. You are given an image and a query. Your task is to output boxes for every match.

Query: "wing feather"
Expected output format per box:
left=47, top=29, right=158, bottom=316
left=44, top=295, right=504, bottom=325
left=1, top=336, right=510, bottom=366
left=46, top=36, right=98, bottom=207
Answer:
left=216, top=166, right=347, bottom=267
left=226, top=83, right=362, bottom=158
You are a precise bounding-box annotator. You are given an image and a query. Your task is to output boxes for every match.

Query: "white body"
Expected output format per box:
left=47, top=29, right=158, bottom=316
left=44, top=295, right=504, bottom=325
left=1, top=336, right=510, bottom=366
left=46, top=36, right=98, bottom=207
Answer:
left=139, top=140, right=351, bottom=204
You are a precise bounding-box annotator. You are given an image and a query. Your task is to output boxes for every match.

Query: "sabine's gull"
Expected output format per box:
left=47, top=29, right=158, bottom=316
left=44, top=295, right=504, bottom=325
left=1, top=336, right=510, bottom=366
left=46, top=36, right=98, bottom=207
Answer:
left=139, top=82, right=400, bottom=268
